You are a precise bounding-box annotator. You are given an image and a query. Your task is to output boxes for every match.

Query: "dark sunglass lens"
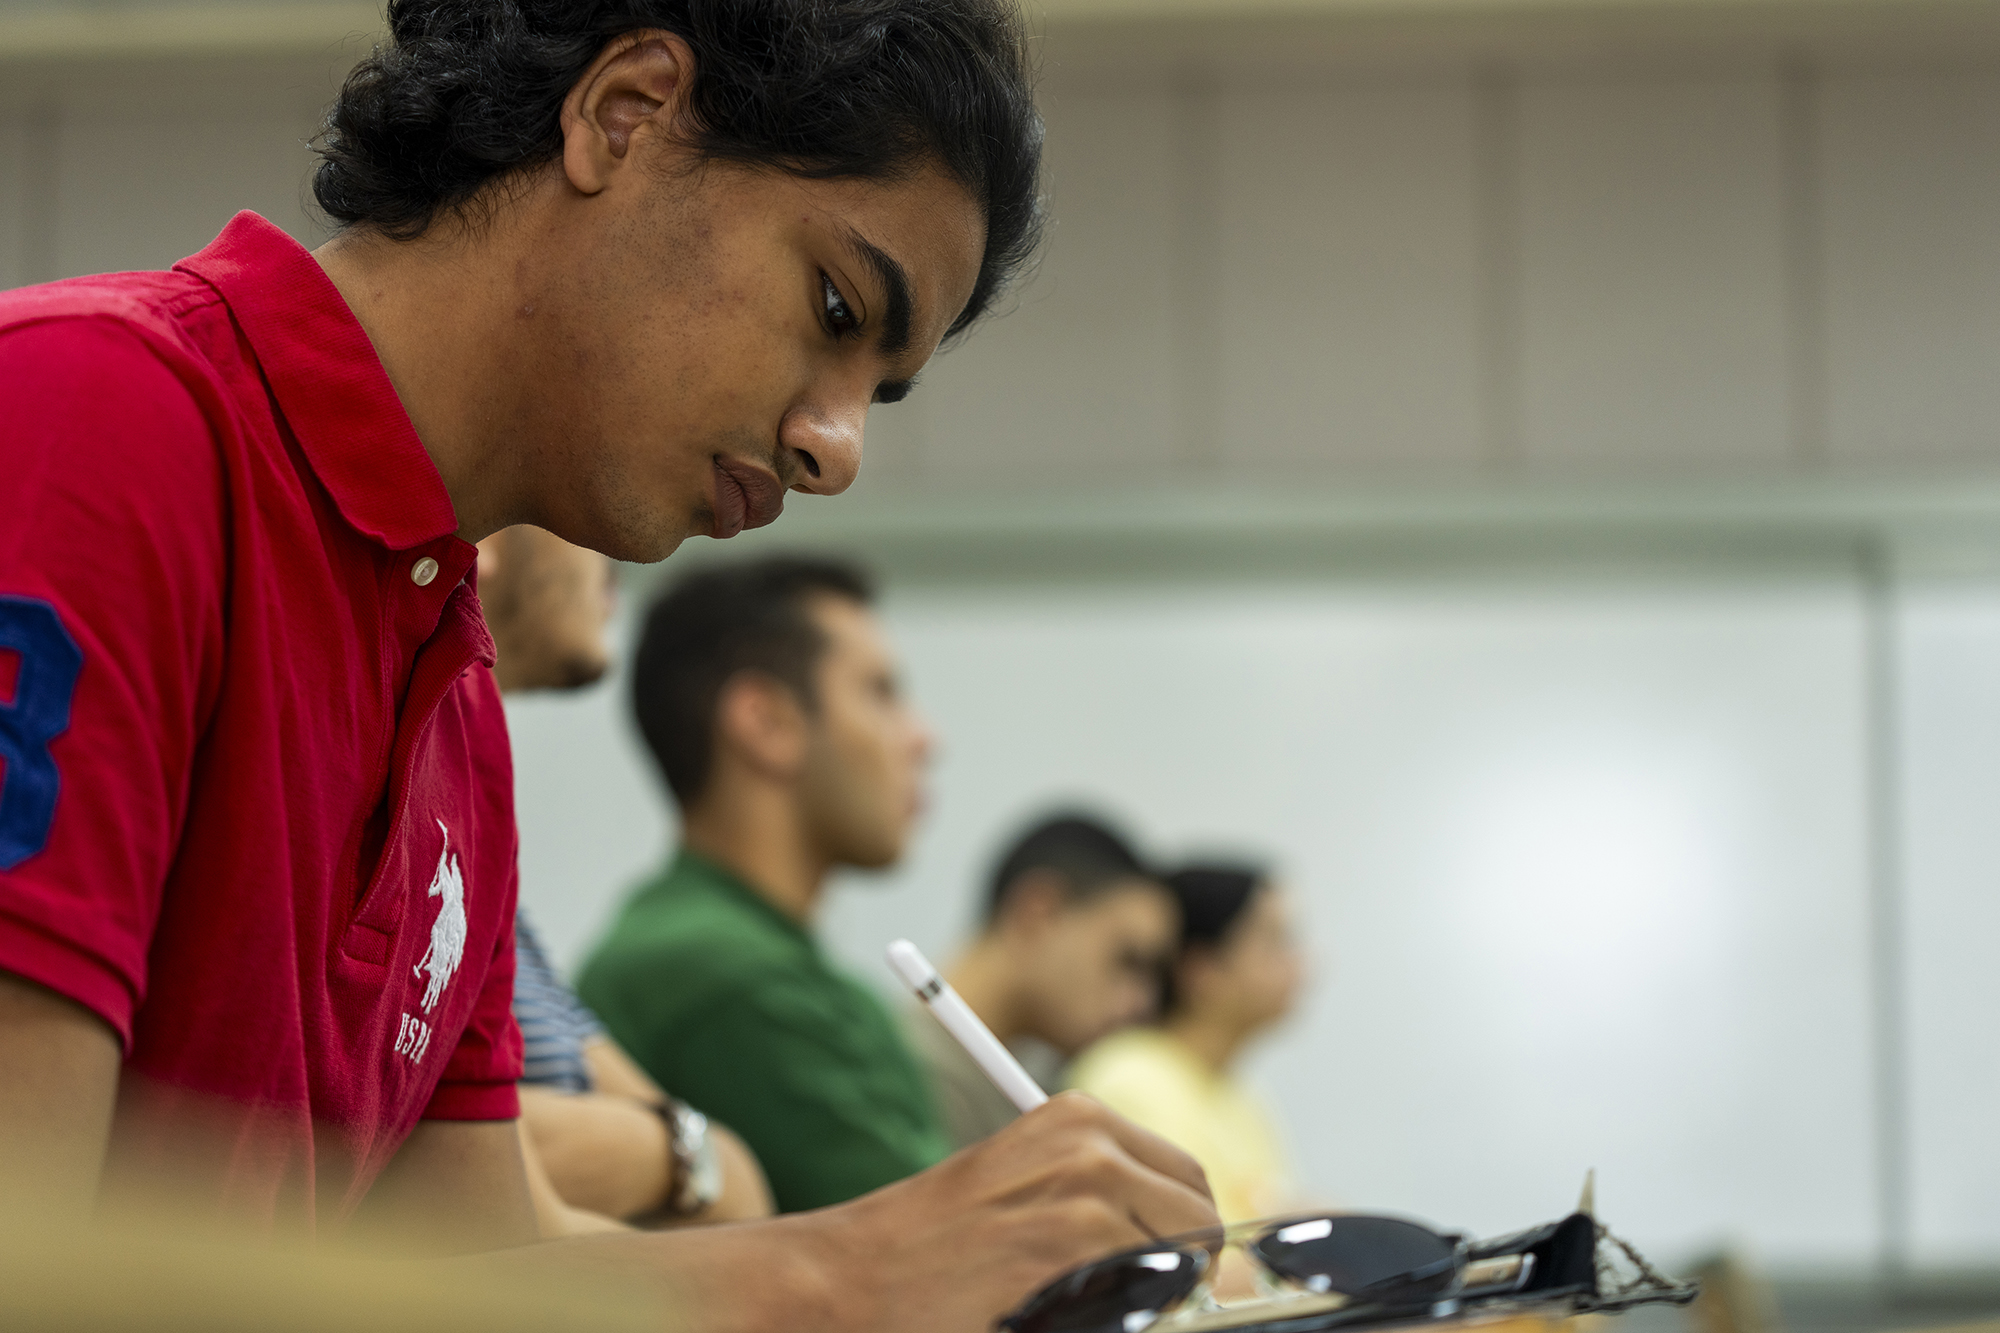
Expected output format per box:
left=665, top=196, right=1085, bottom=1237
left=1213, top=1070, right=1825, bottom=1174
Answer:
left=1251, top=1216, right=1457, bottom=1300
left=1003, top=1248, right=1208, bottom=1333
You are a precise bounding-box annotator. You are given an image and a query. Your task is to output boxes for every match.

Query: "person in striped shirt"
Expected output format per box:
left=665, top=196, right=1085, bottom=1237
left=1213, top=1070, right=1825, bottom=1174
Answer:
left=479, top=524, right=772, bottom=1231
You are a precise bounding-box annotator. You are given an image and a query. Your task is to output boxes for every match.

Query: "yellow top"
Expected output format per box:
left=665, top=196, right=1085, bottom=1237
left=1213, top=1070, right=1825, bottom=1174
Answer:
left=1067, top=1027, right=1294, bottom=1224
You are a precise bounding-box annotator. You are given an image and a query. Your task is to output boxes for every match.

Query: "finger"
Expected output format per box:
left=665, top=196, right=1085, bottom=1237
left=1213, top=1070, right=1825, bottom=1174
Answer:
left=1040, top=1110, right=1219, bottom=1243
left=1112, top=1153, right=1220, bottom=1241
left=1036, top=1166, right=1213, bottom=1264
left=1046, top=1092, right=1215, bottom=1206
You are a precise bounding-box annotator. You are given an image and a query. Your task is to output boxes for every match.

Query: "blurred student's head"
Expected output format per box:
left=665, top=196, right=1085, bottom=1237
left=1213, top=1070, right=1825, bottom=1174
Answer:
left=979, top=815, right=1179, bottom=1057
left=1162, top=864, right=1303, bottom=1046
left=632, top=555, right=930, bottom=869
left=476, top=525, right=616, bottom=694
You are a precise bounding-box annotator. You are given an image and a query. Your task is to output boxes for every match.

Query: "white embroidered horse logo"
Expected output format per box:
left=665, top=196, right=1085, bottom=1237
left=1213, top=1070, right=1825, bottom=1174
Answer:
left=413, top=819, right=468, bottom=1013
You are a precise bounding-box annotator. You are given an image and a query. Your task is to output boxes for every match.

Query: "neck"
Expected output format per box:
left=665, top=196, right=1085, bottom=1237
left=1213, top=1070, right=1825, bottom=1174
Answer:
left=1163, top=1010, right=1252, bottom=1076
left=944, top=936, right=1031, bottom=1046
left=311, top=205, right=554, bottom=543
left=679, top=784, right=830, bottom=926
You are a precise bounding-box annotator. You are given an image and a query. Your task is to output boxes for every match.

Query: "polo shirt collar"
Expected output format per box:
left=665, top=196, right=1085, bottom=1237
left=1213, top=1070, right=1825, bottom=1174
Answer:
left=177, top=212, right=459, bottom=553
left=671, top=848, right=816, bottom=946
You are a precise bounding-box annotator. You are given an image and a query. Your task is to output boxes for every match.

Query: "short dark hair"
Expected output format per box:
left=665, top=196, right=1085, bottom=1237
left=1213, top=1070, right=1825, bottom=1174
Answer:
left=982, top=813, right=1153, bottom=926
left=1160, top=862, right=1267, bottom=1014
left=631, top=554, right=873, bottom=805
left=313, top=0, right=1043, bottom=337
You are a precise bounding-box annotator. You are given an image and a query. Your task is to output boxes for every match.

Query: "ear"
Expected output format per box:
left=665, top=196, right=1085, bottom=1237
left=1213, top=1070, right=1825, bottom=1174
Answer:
left=712, top=671, right=810, bottom=782
left=996, top=870, right=1068, bottom=940
left=559, top=31, right=700, bottom=197
left=474, top=533, right=504, bottom=583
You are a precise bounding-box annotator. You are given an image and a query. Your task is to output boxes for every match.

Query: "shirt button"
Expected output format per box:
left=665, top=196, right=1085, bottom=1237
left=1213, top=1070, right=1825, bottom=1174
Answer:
left=410, top=556, right=440, bottom=587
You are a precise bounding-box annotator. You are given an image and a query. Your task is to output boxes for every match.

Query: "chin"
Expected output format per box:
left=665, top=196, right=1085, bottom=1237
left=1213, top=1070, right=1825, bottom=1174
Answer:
left=608, top=525, right=688, bottom=566
left=841, top=830, right=908, bottom=871
left=536, top=520, right=681, bottom=568
left=567, top=479, right=697, bottom=565
left=845, top=845, right=901, bottom=872
left=553, top=652, right=611, bottom=692
left=1046, top=1019, right=1109, bottom=1059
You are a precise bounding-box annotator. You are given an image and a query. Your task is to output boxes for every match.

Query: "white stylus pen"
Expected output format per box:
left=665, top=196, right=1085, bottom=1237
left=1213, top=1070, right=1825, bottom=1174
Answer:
left=887, top=938, right=1049, bottom=1113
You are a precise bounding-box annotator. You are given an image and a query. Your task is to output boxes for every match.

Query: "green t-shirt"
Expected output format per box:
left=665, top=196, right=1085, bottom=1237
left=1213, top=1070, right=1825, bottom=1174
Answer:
left=577, top=849, right=949, bottom=1213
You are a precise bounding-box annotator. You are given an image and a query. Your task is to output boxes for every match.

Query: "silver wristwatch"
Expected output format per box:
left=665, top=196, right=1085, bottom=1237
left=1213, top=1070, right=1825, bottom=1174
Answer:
left=655, top=1097, right=723, bottom=1216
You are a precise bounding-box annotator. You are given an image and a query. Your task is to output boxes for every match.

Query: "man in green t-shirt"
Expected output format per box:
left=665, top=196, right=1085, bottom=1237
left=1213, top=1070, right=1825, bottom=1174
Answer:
left=580, top=556, right=946, bottom=1212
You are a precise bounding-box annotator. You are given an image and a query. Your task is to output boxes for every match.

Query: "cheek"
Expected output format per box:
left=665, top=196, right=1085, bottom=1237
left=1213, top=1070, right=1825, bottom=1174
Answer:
left=872, top=721, right=916, bottom=788
left=1092, top=955, right=1133, bottom=1007
left=1223, top=957, right=1264, bottom=1001
left=598, top=277, right=808, bottom=434
left=1259, top=955, right=1298, bottom=1004
left=1038, top=933, right=1089, bottom=989
left=831, top=715, right=903, bottom=805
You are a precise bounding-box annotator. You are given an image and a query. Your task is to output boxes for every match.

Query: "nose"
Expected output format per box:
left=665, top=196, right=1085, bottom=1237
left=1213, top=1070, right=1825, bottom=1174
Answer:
left=779, top=399, right=864, bottom=496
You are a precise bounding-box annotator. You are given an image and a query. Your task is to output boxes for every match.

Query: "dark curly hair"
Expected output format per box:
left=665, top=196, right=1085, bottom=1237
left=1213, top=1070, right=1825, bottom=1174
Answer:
left=313, top=0, right=1043, bottom=336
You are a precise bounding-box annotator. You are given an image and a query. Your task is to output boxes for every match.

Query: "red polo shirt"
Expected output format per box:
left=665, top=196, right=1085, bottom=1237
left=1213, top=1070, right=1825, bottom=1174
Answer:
left=0, top=212, right=523, bottom=1226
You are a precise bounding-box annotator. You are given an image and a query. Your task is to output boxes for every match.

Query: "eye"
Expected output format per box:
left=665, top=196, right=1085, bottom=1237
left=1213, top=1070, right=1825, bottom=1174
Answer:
left=821, top=273, right=859, bottom=337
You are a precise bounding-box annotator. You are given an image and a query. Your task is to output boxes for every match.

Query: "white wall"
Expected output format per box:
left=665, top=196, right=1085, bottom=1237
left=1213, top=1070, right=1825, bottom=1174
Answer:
left=833, top=577, right=1880, bottom=1267
left=0, top=57, right=339, bottom=287
left=6, top=52, right=2000, bottom=485
left=865, top=59, right=2000, bottom=487
left=1899, top=584, right=2000, bottom=1271
left=506, top=567, right=2000, bottom=1273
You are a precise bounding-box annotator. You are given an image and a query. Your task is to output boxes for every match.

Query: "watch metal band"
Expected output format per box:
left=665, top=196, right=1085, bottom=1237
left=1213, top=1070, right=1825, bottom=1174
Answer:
left=651, top=1096, right=722, bottom=1217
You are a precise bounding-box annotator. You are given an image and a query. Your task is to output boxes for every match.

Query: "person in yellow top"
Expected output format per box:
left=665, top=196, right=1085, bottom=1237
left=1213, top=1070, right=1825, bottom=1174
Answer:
left=1068, top=862, right=1307, bottom=1224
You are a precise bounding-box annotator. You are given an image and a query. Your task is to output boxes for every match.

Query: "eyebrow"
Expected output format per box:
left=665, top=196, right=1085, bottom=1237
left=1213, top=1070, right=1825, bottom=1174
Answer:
left=841, top=226, right=918, bottom=400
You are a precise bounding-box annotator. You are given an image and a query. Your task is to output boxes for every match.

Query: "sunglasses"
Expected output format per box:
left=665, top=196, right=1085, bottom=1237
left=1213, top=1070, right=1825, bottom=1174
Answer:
left=1002, top=1209, right=1690, bottom=1333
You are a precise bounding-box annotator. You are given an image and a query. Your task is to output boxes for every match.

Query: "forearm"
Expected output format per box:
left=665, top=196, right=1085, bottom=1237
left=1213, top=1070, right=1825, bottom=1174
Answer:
left=519, top=1086, right=673, bottom=1220
left=0, top=971, right=121, bottom=1223
left=469, top=1212, right=846, bottom=1333
left=544, top=1198, right=632, bottom=1238
left=491, top=1095, right=1221, bottom=1333
left=580, top=1036, right=665, bottom=1102
left=521, top=1083, right=774, bottom=1226
left=518, top=1120, right=631, bottom=1238
left=350, top=1120, right=542, bottom=1255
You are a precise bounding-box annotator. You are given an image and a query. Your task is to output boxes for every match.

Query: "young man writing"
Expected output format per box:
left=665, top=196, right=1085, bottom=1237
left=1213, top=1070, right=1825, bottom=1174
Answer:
left=581, top=556, right=946, bottom=1212
left=910, top=814, right=1181, bottom=1149
left=0, top=1, right=1217, bottom=1327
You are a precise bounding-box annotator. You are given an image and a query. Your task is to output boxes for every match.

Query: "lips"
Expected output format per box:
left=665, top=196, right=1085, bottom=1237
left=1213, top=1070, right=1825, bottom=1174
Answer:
left=709, top=458, right=786, bottom=539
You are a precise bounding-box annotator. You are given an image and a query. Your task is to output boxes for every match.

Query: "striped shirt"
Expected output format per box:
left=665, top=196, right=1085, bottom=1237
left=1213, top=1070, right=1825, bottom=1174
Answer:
left=512, top=908, right=601, bottom=1093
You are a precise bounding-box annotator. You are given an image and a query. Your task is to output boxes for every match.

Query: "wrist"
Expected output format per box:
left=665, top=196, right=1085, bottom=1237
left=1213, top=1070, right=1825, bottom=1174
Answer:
left=778, top=1204, right=873, bottom=1333
left=639, top=1096, right=680, bottom=1215
left=644, top=1097, right=724, bottom=1217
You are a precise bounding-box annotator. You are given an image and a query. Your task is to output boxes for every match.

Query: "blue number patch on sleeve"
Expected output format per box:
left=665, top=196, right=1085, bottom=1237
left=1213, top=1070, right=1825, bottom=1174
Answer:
left=0, top=596, right=84, bottom=871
